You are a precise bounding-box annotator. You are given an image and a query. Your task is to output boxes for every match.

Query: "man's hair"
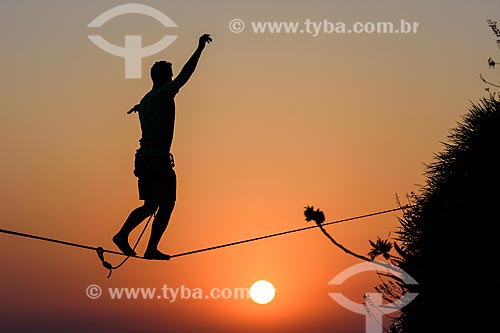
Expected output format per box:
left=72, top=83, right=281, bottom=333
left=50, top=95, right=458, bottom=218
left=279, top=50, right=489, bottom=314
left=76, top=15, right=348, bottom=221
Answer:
left=150, top=61, right=172, bottom=84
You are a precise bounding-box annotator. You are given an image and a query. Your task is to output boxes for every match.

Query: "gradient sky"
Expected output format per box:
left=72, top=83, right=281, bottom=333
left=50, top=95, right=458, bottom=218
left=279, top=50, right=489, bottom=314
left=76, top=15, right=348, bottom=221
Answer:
left=1, top=0, right=499, bottom=332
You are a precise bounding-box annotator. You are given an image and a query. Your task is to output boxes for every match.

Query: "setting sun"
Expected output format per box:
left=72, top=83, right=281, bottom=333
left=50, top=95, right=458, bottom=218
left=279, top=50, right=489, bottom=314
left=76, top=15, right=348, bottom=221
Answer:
left=249, top=280, right=276, bottom=305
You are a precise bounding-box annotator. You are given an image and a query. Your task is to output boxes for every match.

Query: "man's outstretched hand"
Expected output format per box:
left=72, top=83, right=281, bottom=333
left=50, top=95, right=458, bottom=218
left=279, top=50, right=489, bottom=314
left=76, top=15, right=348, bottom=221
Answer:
left=198, top=34, right=212, bottom=49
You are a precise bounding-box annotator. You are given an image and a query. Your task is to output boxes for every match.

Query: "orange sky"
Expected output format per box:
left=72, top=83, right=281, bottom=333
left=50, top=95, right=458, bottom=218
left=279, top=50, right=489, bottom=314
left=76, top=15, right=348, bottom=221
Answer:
left=1, top=0, right=499, bottom=332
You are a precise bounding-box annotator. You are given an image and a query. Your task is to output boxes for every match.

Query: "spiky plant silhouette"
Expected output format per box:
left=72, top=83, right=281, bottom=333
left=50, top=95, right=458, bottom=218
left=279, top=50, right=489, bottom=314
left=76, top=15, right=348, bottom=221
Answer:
left=387, top=97, right=500, bottom=332
left=368, top=237, right=393, bottom=260
left=305, top=98, right=500, bottom=332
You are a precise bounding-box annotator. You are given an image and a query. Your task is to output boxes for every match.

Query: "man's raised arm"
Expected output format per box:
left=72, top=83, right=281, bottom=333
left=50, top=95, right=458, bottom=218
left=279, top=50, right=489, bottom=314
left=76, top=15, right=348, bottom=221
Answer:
left=172, top=34, right=212, bottom=90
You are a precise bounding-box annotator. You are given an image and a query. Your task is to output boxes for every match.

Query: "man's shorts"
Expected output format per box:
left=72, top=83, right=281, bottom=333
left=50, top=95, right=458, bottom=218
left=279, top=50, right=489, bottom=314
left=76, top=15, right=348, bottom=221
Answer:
left=133, top=147, right=176, bottom=203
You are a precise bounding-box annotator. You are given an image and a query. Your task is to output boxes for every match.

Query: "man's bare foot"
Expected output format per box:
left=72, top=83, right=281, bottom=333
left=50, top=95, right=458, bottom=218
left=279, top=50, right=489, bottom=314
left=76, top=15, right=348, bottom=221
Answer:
left=112, top=234, right=137, bottom=256
left=144, top=248, right=171, bottom=261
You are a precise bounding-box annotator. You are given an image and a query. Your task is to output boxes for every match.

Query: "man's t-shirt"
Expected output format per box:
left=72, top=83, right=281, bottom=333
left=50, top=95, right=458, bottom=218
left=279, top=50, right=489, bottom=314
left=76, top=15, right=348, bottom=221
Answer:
left=138, top=81, right=179, bottom=151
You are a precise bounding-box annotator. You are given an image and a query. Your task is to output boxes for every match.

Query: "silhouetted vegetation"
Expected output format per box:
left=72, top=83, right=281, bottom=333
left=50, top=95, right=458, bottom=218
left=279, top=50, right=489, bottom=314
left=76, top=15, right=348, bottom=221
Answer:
left=384, top=21, right=500, bottom=331
left=305, top=205, right=373, bottom=262
left=482, top=19, right=500, bottom=99
left=306, top=98, right=500, bottom=332
left=384, top=97, right=500, bottom=332
left=306, top=20, right=500, bottom=332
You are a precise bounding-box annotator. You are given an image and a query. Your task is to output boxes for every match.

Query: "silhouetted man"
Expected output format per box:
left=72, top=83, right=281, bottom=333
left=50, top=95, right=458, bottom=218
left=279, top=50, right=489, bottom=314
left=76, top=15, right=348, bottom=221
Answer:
left=113, top=34, right=212, bottom=260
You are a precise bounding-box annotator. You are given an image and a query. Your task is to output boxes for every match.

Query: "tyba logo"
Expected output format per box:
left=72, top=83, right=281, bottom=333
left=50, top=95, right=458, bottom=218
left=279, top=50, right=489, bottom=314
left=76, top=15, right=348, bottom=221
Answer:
left=87, top=3, right=177, bottom=78
left=328, top=261, right=418, bottom=333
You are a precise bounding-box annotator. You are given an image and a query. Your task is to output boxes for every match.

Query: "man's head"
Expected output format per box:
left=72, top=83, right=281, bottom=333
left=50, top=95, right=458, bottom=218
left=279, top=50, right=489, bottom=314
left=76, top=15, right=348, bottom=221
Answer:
left=150, top=61, right=173, bottom=86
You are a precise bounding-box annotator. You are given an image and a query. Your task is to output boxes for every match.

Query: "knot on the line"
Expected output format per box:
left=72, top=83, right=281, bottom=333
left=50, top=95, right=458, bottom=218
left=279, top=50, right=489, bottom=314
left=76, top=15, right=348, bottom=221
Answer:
left=96, top=247, right=113, bottom=278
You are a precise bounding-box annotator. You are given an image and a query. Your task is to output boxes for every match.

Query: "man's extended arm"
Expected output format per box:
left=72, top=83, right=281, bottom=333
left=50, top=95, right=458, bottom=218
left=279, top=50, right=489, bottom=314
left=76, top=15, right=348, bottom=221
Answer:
left=172, top=34, right=212, bottom=90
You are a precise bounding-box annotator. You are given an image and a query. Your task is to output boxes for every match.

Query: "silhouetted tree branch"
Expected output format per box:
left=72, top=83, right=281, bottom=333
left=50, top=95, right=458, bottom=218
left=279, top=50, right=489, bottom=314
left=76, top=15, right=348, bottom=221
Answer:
left=481, top=20, right=500, bottom=100
left=304, top=205, right=379, bottom=262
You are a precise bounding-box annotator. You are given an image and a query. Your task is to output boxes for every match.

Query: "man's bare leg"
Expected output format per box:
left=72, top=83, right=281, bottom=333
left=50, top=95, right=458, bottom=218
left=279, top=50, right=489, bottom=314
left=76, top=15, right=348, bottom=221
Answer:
left=143, top=200, right=175, bottom=260
left=113, top=201, right=158, bottom=256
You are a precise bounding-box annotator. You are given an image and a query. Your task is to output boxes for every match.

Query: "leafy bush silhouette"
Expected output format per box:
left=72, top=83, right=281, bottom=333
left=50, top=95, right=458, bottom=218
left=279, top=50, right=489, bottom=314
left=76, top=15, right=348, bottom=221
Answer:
left=387, top=97, right=500, bottom=332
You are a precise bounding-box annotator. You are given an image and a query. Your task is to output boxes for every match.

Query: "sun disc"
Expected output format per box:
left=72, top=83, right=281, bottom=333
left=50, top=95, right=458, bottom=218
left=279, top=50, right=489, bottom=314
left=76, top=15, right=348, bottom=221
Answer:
left=249, top=280, right=275, bottom=305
